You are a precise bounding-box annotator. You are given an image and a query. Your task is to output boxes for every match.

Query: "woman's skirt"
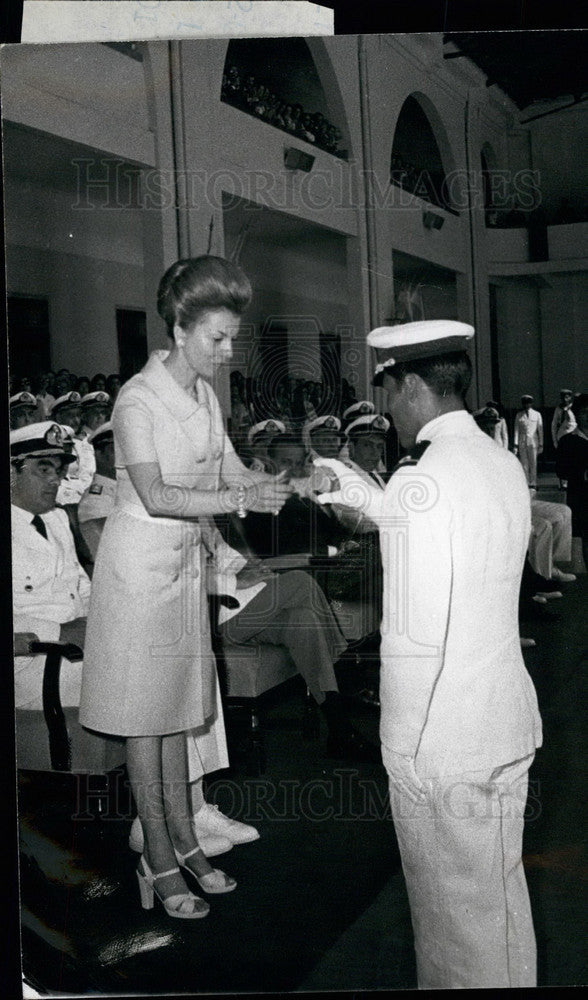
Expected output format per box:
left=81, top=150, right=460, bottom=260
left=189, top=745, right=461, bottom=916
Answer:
left=79, top=506, right=218, bottom=737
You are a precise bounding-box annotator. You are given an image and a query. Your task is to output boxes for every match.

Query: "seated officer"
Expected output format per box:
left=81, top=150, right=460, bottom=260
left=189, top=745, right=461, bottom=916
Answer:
left=246, top=418, right=286, bottom=471
left=49, top=391, right=96, bottom=506
left=333, top=414, right=390, bottom=536
left=242, top=434, right=350, bottom=559
left=11, top=422, right=89, bottom=714
left=79, top=390, right=112, bottom=440
left=78, top=421, right=116, bottom=561
left=346, top=414, right=389, bottom=488
left=303, top=414, right=342, bottom=465
left=9, top=391, right=39, bottom=430
left=339, top=400, right=375, bottom=463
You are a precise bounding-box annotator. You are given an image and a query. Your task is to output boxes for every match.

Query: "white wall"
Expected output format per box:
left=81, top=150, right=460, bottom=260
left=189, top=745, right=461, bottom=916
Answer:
left=7, top=244, right=145, bottom=375
left=6, top=176, right=146, bottom=375
left=529, top=106, right=588, bottom=217
left=1, top=42, right=154, bottom=165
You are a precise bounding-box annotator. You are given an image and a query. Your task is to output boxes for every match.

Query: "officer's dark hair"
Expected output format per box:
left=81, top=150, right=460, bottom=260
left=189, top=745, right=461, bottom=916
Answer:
left=388, top=350, right=473, bottom=400
left=157, top=256, right=252, bottom=338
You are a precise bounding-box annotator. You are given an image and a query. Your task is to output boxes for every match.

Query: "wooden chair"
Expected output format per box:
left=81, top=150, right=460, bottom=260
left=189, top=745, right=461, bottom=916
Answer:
left=208, top=597, right=320, bottom=775
left=15, top=640, right=125, bottom=775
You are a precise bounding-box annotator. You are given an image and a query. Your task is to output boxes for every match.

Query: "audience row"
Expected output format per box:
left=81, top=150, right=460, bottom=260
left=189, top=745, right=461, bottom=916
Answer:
left=221, top=64, right=345, bottom=157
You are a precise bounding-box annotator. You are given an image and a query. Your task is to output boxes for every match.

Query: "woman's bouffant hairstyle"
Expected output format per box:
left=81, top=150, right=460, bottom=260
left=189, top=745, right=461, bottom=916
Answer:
left=157, top=256, right=252, bottom=338
left=390, top=351, right=473, bottom=400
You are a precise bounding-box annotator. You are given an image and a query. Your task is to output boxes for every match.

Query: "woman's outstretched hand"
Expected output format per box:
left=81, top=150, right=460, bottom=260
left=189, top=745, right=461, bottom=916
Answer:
left=244, top=470, right=294, bottom=514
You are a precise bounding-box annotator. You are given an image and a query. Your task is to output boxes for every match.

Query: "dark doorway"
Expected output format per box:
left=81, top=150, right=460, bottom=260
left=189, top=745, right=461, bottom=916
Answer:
left=488, top=284, right=502, bottom=404
left=7, top=296, right=51, bottom=384
left=116, top=308, right=147, bottom=383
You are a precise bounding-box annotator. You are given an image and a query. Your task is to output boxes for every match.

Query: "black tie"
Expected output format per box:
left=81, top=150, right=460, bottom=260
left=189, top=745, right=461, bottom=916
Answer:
left=31, top=514, right=48, bottom=540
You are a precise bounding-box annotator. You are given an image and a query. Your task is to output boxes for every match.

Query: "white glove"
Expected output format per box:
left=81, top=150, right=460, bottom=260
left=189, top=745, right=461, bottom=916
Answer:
left=312, top=457, right=382, bottom=515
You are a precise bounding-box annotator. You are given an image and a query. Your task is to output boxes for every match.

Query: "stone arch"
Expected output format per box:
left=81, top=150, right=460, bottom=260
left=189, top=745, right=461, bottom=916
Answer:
left=221, top=36, right=351, bottom=159
left=391, top=91, right=458, bottom=212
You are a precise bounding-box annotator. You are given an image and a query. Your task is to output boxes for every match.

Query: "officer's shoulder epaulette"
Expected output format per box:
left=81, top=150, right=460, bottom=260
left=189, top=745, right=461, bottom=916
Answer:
left=392, top=440, right=432, bottom=472
left=410, top=440, right=432, bottom=463
left=89, top=483, right=103, bottom=495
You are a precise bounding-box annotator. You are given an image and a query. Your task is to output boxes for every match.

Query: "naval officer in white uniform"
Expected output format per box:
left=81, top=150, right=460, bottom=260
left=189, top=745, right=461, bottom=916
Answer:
left=514, top=394, right=543, bottom=488
left=314, top=319, right=542, bottom=989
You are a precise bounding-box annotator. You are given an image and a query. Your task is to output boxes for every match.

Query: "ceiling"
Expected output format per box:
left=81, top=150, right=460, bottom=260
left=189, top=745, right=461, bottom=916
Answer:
left=444, top=31, right=588, bottom=115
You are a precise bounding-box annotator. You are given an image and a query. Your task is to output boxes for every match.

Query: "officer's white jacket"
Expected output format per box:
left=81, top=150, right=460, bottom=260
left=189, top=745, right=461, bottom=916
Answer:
left=361, top=410, right=542, bottom=777
left=77, top=473, right=117, bottom=560
left=56, top=436, right=96, bottom=505
left=11, top=504, right=91, bottom=708
left=334, top=458, right=384, bottom=534
left=514, top=408, right=543, bottom=447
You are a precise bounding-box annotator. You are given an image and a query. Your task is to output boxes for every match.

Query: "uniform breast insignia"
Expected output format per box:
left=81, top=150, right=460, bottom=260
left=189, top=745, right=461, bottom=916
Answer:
left=89, top=484, right=103, bottom=495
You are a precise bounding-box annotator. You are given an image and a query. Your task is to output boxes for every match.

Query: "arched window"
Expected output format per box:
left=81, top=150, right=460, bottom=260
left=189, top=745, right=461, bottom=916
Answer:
left=221, top=38, right=347, bottom=159
left=390, top=95, right=454, bottom=213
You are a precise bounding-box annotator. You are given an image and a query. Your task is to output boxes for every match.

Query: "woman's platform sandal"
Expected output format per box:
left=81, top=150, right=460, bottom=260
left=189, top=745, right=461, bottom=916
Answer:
left=137, top=856, right=210, bottom=918
left=174, top=845, right=237, bottom=894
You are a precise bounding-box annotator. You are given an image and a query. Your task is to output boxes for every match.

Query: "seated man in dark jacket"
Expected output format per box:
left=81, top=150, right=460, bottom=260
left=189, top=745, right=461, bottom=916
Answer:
left=241, top=434, right=350, bottom=558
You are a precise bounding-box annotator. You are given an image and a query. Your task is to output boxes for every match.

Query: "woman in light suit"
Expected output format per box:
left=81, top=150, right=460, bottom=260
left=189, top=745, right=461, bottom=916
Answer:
left=80, top=257, right=292, bottom=919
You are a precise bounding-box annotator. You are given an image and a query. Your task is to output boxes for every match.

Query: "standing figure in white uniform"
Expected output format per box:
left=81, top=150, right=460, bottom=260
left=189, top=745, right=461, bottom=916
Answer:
left=79, top=257, right=292, bottom=920
left=551, top=388, right=576, bottom=450
left=514, top=394, right=543, bottom=487
left=314, top=319, right=542, bottom=989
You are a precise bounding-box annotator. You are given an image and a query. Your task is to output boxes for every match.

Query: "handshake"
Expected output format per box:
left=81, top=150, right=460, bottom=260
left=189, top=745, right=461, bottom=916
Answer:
left=310, top=458, right=382, bottom=516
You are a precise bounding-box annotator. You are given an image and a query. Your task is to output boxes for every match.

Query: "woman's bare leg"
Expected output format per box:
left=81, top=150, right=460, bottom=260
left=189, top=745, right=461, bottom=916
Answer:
left=126, top=734, right=196, bottom=899
left=188, top=776, right=205, bottom=815
left=162, top=732, right=214, bottom=878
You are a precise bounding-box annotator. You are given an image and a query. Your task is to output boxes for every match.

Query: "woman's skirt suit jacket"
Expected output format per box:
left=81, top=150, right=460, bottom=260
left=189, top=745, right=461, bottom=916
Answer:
left=80, top=350, right=236, bottom=742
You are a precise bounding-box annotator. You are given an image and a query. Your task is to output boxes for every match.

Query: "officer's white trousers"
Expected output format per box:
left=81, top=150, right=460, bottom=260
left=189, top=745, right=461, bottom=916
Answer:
left=529, top=500, right=572, bottom=579
left=518, top=439, right=539, bottom=486
left=384, top=749, right=537, bottom=989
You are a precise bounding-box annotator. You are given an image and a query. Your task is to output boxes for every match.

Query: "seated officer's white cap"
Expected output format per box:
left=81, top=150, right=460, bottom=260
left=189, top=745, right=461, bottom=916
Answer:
left=10, top=391, right=37, bottom=409
left=342, top=400, right=375, bottom=423
left=49, top=391, right=82, bottom=414
left=10, top=421, right=77, bottom=463
left=346, top=413, right=390, bottom=438
left=368, top=320, right=475, bottom=387
left=560, top=388, right=573, bottom=395
left=302, top=414, right=341, bottom=451
left=247, top=419, right=286, bottom=445
left=304, top=415, right=341, bottom=436
left=521, top=394, right=534, bottom=403
left=88, top=420, right=113, bottom=446
left=81, top=391, right=111, bottom=408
